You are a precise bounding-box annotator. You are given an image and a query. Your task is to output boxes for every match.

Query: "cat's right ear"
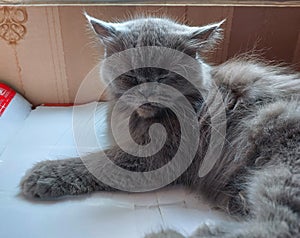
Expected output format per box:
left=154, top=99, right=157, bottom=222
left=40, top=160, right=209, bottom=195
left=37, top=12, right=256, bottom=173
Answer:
left=84, top=13, right=117, bottom=43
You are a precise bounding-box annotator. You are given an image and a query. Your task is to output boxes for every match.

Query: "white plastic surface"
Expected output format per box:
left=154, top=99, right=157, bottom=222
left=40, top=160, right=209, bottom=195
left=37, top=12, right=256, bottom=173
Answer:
left=0, top=103, right=228, bottom=238
left=0, top=93, right=32, bottom=155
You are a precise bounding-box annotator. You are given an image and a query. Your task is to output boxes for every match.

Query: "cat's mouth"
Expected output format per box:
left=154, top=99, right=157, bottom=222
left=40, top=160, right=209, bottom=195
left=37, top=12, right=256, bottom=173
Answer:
left=136, top=102, right=163, bottom=118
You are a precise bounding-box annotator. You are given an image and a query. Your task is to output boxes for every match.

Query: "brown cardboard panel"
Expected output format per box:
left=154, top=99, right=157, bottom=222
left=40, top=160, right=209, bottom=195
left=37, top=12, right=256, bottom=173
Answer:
left=164, top=6, right=186, bottom=22
left=2, top=1, right=300, bottom=6
left=262, top=7, right=300, bottom=63
left=293, top=32, right=300, bottom=70
left=135, top=5, right=186, bottom=21
left=0, top=42, right=25, bottom=95
left=186, top=6, right=234, bottom=64
left=15, top=7, right=70, bottom=105
left=58, top=6, right=96, bottom=103
left=228, top=7, right=300, bottom=65
left=228, top=7, right=266, bottom=58
left=0, top=6, right=28, bottom=96
left=0, top=5, right=299, bottom=105
left=86, top=5, right=136, bottom=21
left=46, top=6, right=69, bottom=103
left=0, top=6, right=71, bottom=105
left=135, top=5, right=167, bottom=16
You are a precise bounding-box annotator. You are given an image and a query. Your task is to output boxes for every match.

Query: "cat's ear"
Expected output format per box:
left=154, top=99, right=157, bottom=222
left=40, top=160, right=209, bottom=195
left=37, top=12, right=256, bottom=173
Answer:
left=189, top=19, right=225, bottom=50
left=85, top=13, right=117, bottom=43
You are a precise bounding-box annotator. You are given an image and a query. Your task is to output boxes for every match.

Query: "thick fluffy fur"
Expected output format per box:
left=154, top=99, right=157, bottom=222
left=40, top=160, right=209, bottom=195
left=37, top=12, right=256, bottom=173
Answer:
left=20, top=16, right=300, bottom=237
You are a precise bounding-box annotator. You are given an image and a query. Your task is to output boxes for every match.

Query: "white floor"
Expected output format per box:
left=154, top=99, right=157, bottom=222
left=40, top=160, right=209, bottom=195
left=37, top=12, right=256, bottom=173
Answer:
left=0, top=102, right=228, bottom=238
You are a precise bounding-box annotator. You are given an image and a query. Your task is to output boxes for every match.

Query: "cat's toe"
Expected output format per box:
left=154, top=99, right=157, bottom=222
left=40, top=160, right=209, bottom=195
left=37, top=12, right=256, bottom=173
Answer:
left=145, top=230, right=185, bottom=238
left=191, top=222, right=239, bottom=238
left=20, top=161, right=64, bottom=199
left=192, top=223, right=219, bottom=237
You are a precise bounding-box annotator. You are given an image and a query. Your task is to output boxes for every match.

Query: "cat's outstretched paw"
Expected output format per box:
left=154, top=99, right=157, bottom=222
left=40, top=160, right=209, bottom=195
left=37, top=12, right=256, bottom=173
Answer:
left=20, top=160, right=69, bottom=199
left=20, top=157, right=93, bottom=200
left=145, top=230, right=185, bottom=238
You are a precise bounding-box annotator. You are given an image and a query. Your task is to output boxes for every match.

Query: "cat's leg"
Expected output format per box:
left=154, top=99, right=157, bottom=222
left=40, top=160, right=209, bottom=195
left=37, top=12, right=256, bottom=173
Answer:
left=190, top=164, right=300, bottom=238
left=234, top=101, right=300, bottom=237
left=246, top=164, right=300, bottom=237
left=148, top=101, right=300, bottom=238
left=148, top=164, right=300, bottom=238
left=191, top=101, right=300, bottom=238
left=20, top=146, right=155, bottom=199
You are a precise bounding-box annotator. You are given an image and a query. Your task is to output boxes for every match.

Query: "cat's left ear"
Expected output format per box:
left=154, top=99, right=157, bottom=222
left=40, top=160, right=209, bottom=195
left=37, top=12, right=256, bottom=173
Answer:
left=189, top=19, right=225, bottom=51
left=84, top=13, right=118, bottom=44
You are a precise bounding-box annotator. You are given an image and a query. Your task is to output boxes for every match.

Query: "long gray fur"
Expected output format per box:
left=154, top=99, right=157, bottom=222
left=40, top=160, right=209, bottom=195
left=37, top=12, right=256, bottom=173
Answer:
left=20, top=15, right=300, bottom=237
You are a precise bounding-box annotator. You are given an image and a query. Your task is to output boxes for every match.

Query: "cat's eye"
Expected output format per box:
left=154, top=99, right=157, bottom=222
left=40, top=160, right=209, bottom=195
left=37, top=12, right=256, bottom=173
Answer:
left=124, top=73, right=136, bottom=79
left=157, top=75, right=170, bottom=83
left=124, top=74, right=138, bottom=84
left=116, top=74, right=139, bottom=89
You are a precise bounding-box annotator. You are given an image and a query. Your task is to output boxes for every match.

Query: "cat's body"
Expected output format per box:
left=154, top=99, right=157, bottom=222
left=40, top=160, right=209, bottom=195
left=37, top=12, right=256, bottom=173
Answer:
left=20, top=16, right=300, bottom=237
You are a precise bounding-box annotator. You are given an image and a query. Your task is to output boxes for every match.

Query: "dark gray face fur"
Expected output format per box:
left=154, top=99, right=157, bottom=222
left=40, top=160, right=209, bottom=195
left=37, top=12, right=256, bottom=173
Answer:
left=86, top=15, right=223, bottom=118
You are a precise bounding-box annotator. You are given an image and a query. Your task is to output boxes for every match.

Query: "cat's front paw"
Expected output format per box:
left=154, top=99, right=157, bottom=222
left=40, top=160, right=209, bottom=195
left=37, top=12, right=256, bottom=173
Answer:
left=145, top=230, right=185, bottom=238
left=20, top=160, right=71, bottom=199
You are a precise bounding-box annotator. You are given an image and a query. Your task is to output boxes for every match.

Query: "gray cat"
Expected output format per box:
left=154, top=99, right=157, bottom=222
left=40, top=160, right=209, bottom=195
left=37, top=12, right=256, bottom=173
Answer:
left=20, top=14, right=300, bottom=238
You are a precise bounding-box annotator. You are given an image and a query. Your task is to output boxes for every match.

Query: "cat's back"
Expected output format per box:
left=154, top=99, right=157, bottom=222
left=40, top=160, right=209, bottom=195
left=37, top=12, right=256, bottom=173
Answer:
left=207, top=59, right=300, bottom=142
left=211, top=58, right=300, bottom=104
left=197, top=59, right=300, bottom=202
left=210, top=58, right=300, bottom=164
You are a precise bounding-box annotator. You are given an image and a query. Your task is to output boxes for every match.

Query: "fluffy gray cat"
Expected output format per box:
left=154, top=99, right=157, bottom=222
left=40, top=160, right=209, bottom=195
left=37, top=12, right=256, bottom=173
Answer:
left=20, top=14, right=300, bottom=238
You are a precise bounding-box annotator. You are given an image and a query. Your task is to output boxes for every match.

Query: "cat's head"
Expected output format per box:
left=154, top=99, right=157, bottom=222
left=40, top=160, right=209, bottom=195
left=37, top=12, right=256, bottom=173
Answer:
left=86, top=14, right=224, bottom=118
